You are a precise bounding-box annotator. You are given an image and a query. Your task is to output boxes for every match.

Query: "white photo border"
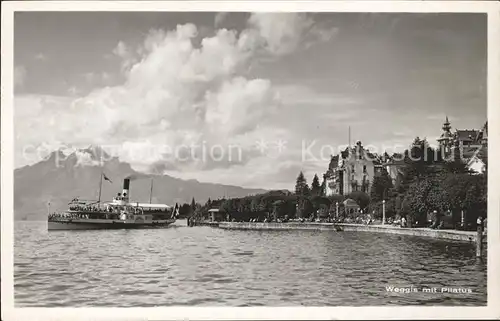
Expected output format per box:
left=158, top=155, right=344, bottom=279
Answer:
left=2, top=1, right=499, bottom=320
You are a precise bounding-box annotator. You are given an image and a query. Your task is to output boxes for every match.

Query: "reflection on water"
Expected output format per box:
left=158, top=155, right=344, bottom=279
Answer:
left=14, top=221, right=486, bottom=306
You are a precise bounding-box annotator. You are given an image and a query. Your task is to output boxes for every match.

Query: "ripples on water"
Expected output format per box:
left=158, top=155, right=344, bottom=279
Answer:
left=14, top=221, right=487, bottom=306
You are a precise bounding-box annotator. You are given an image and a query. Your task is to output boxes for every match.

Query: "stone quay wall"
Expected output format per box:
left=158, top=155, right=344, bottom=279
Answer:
left=216, top=222, right=484, bottom=243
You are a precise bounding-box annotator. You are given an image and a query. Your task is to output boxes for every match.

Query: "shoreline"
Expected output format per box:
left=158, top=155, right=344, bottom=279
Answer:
left=211, top=221, right=485, bottom=243
left=16, top=220, right=485, bottom=244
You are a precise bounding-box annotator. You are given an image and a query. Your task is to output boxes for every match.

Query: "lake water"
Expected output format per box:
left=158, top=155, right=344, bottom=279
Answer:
left=14, top=220, right=487, bottom=306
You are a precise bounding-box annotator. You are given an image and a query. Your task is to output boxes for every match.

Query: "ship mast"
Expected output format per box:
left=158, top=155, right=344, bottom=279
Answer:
left=97, top=151, right=104, bottom=205
left=97, top=172, right=103, bottom=204
left=149, top=178, right=154, bottom=204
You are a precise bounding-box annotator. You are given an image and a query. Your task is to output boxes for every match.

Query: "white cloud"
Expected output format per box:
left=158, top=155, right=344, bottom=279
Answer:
left=14, top=65, right=27, bottom=88
left=14, top=95, right=76, bottom=166
left=205, top=77, right=279, bottom=136
left=247, top=13, right=313, bottom=56
left=67, top=86, right=80, bottom=96
left=74, top=150, right=101, bottom=167
left=214, top=12, right=229, bottom=27
left=247, top=13, right=338, bottom=55
left=112, top=40, right=137, bottom=72
left=305, top=26, right=339, bottom=48
left=113, top=40, right=128, bottom=57
left=15, top=13, right=340, bottom=188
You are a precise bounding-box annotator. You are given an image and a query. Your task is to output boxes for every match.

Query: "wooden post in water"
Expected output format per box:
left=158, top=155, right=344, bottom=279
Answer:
left=382, top=200, right=386, bottom=225
left=476, top=220, right=483, bottom=258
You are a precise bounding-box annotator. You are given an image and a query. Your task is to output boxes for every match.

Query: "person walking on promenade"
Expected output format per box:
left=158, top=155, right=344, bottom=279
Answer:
left=431, top=210, right=440, bottom=229
left=477, top=216, right=483, bottom=229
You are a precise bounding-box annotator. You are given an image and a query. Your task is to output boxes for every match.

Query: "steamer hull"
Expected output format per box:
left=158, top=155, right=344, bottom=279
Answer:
left=48, top=218, right=176, bottom=230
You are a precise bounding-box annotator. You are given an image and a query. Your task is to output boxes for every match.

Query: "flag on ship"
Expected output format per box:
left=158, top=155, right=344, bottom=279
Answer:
left=102, top=173, right=112, bottom=183
left=172, top=203, right=180, bottom=218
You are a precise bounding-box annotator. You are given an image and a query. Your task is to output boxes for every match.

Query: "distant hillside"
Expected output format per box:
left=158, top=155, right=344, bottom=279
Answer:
left=14, top=146, right=266, bottom=220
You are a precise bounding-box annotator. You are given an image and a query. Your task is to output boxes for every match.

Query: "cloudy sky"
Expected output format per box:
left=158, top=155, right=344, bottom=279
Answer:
left=14, top=12, right=486, bottom=190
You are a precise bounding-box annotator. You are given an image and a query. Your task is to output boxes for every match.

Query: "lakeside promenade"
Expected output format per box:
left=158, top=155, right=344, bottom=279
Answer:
left=194, top=221, right=485, bottom=243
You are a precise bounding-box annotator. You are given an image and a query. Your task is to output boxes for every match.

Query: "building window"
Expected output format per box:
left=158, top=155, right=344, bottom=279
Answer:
left=361, top=180, right=369, bottom=193
left=363, top=165, right=367, bottom=173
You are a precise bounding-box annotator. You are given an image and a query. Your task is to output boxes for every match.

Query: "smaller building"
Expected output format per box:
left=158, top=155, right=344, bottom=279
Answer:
left=468, top=156, right=485, bottom=175
left=208, top=208, right=226, bottom=222
left=343, top=198, right=360, bottom=214
left=467, top=148, right=487, bottom=175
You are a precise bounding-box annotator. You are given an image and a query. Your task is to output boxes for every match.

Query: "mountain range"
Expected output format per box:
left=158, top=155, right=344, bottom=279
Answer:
left=14, top=146, right=266, bottom=221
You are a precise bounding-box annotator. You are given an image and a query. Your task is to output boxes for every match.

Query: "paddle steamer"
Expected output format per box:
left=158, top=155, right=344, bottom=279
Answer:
left=47, top=177, right=178, bottom=230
